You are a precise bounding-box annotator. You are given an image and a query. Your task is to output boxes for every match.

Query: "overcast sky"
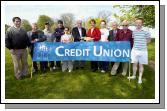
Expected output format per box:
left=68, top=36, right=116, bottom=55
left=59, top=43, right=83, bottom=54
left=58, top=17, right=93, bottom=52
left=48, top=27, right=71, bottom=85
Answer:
left=5, top=5, right=121, bottom=26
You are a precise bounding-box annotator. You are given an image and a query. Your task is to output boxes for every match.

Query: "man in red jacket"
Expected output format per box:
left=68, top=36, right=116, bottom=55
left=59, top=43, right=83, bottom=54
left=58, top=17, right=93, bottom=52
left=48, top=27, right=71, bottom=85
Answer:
left=87, top=19, right=101, bottom=72
left=111, top=20, right=133, bottom=76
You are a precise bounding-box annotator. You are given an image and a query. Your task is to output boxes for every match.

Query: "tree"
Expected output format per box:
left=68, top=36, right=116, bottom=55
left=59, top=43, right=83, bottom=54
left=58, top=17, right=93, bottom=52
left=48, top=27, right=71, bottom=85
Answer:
left=21, top=19, right=31, bottom=31
left=85, top=17, right=102, bottom=29
left=5, top=24, right=10, bottom=33
left=37, top=15, right=54, bottom=30
left=113, top=5, right=155, bottom=28
left=97, top=10, right=112, bottom=23
left=60, top=13, right=74, bottom=31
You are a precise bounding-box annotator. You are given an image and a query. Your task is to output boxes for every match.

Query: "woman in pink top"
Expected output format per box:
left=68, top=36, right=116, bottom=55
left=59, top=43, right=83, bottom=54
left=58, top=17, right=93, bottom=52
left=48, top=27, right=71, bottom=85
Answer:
left=61, top=27, right=73, bottom=72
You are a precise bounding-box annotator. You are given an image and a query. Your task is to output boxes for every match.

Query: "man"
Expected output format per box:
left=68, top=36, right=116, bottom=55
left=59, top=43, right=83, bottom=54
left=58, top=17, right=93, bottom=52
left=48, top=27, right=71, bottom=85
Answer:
left=72, top=20, right=86, bottom=69
left=128, top=18, right=151, bottom=84
left=108, top=21, right=120, bottom=41
left=43, top=22, right=55, bottom=71
left=52, top=20, right=65, bottom=69
left=108, top=21, right=121, bottom=71
left=5, top=17, right=31, bottom=80
left=87, top=19, right=101, bottom=72
left=111, top=20, right=133, bottom=76
left=27, top=23, right=46, bottom=73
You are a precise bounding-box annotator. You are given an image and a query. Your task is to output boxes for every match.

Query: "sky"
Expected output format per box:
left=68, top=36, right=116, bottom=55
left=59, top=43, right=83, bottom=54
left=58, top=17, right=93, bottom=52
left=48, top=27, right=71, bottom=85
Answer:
left=5, top=5, right=155, bottom=37
left=5, top=5, right=120, bottom=26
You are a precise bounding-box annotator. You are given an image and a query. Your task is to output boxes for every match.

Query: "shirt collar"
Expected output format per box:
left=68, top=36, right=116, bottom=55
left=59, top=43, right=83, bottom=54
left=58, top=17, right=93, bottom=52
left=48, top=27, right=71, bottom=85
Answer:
left=135, top=27, right=144, bottom=31
left=13, top=26, right=21, bottom=30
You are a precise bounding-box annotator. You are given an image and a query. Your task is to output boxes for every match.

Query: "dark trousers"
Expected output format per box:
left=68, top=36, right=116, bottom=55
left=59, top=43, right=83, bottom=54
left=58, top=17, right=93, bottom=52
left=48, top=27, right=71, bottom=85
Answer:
left=56, top=61, right=61, bottom=68
left=91, top=61, right=98, bottom=71
left=74, top=61, right=85, bottom=68
left=99, top=61, right=109, bottom=71
left=50, top=61, right=54, bottom=68
left=30, top=47, right=46, bottom=71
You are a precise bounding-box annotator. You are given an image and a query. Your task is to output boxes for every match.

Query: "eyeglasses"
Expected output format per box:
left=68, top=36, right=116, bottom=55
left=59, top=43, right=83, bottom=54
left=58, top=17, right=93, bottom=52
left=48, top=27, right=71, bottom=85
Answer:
left=122, top=25, right=128, bottom=27
left=64, top=30, right=68, bottom=31
left=15, top=21, right=21, bottom=23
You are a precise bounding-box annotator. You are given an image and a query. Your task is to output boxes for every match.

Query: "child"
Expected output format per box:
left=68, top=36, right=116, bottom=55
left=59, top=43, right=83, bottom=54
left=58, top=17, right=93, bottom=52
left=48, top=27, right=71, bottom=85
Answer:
left=128, top=18, right=151, bottom=84
left=61, top=27, right=73, bottom=72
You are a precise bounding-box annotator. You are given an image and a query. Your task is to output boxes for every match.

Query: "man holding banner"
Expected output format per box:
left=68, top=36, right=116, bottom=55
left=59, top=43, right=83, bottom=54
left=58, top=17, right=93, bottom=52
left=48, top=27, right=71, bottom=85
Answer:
left=52, top=20, right=65, bottom=69
left=86, top=19, right=101, bottom=72
left=27, top=23, right=47, bottom=74
left=111, top=20, right=133, bottom=76
left=43, top=22, right=54, bottom=71
left=72, top=19, right=87, bottom=69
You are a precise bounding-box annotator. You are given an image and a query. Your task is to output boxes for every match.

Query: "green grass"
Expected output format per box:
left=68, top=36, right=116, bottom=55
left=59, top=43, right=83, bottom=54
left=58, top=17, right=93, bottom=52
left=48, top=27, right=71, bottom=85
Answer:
left=5, top=41, right=155, bottom=99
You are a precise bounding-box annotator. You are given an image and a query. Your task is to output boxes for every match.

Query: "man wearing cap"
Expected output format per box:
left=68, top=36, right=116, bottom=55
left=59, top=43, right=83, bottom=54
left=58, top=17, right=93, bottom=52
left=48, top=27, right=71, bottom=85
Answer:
left=43, top=22, right=55, bottom=71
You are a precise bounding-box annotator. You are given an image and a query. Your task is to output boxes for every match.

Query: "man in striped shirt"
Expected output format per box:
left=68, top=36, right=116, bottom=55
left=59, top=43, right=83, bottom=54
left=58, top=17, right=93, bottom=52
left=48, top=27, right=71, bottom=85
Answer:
left=128, top=18, right=151, bottom=84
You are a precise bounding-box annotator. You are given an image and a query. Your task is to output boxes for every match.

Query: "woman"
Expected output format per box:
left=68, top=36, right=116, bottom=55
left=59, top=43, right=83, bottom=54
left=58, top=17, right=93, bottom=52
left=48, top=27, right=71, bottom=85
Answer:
left=99, top=20, right=109, bottom=73
left=87, top=19, right=101, bottom=72
left=61, top=27, right=73, bottom=73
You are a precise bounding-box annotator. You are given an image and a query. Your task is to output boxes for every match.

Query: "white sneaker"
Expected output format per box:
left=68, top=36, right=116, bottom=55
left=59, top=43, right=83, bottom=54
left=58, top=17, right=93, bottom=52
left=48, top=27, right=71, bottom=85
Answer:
left=127, top=76, right=136, bottom=80
left=138, top=78, right=142, bottom=84
left=122, top=73, right=126, bottom=76
left=53, top=66, right=56, bottom=70
left=101, top=70, right=105, bottom=73
left=69, top=70, right=72, bottom=73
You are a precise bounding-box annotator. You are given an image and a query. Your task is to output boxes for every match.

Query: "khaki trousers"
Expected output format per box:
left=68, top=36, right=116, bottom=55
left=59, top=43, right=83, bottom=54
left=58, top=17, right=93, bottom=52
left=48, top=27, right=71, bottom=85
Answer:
left=111, top=62, right=128, bottom=75
left=10, top=49, right=28, bottom=78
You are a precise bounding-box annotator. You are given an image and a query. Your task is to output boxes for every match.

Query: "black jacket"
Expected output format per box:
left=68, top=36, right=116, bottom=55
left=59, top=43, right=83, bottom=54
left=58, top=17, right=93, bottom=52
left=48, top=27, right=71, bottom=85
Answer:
left=108, top=29, right=120, bottom=41
left=72, top=27, right=86, bottom=42
left=5, top=27, right=31, bottom=49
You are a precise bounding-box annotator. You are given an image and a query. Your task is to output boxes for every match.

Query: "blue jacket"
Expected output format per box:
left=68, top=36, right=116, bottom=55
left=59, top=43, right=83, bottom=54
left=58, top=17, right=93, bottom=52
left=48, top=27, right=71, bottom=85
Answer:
left=52, top=27, right=65, bottom=42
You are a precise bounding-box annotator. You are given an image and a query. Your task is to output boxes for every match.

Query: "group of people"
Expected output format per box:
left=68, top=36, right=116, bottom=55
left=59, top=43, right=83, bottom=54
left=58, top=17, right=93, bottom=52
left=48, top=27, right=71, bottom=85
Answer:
left=5, top=16, right=151, bottom=84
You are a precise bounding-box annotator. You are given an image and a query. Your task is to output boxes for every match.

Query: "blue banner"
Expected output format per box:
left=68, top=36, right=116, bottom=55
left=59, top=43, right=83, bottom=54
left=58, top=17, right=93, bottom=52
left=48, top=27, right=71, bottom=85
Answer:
left=32, top=41, right=131, bottom=62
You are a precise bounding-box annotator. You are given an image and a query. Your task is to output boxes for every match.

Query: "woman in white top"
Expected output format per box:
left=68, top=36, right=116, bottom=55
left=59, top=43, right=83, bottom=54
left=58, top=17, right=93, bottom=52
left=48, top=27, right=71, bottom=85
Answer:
left=99, top=20, right=109, bottom=73
left=61, top=27, right=73, bottom=72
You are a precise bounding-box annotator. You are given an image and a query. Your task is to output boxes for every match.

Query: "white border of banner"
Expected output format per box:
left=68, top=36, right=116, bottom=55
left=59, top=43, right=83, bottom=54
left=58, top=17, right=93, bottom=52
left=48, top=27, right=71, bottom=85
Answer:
left=1, top=1, right=159, bottom=103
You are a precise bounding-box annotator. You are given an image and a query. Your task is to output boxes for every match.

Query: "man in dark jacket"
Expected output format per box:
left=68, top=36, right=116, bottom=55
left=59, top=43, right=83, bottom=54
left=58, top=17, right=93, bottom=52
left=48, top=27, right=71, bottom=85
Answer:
left=108, top=21, right=120, bottom=41
left=72, top=20, right=86, bottom=69
left=108, top=21, right=121, bottom=72
left=5, top=17, right=31, bottom=79
left=52, top=20, right=64, bottom=69
left=27, top=23, right=46, bottom=73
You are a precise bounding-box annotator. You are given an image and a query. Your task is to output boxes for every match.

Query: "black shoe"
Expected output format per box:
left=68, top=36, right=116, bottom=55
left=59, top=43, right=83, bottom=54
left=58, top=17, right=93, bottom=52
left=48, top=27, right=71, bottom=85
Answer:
left=76, top=67, right=79, bottom=70
left=81, top=67, right=84, bottom=69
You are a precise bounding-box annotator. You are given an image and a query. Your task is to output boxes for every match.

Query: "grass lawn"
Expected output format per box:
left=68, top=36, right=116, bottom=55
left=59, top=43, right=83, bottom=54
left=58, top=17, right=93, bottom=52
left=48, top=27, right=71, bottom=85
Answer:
left=5, top=40, right=155, bottom=99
